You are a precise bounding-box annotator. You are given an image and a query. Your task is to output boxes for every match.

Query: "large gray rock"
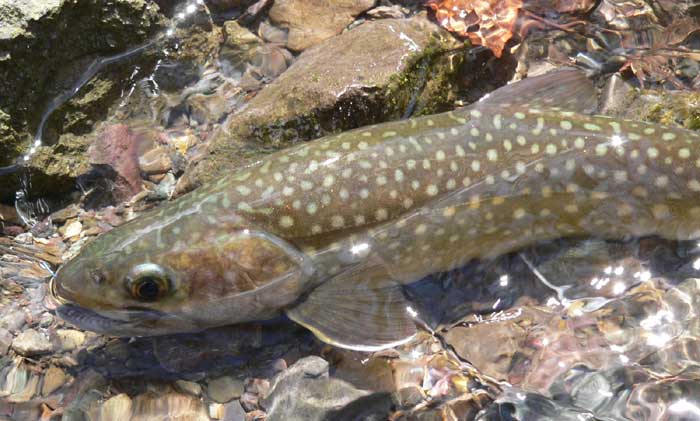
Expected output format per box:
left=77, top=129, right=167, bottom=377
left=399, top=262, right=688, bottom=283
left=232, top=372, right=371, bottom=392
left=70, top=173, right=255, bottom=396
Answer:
left=180, top=14, right=467, bottom=191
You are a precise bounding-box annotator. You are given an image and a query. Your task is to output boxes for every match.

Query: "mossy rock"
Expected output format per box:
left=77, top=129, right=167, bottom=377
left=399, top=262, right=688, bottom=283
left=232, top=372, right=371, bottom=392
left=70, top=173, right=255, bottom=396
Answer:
left=181, top=14, right=472, bottom=190
left=0, top=0, right=166, bottom=168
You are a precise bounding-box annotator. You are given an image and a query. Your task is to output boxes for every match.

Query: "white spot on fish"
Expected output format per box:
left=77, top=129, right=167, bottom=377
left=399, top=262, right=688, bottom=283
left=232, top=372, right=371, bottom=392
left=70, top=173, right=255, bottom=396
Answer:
left=493, top=114, right=502, bottom=129
left=584, top=123, right=602, bottom=131
left=279, top=216, right=294, bottom=228
left=663, top=132, right=677, bottom=141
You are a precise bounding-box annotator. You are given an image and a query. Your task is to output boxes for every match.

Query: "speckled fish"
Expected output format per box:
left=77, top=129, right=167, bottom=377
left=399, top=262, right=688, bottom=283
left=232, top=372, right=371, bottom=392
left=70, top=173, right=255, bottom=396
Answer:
left=51, top=69, right=700, bottom=351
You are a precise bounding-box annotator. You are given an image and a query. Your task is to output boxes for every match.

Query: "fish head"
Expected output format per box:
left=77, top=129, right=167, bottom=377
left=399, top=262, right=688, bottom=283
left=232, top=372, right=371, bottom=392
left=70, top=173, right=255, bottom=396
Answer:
left=51, top=208, right=314, bottom=336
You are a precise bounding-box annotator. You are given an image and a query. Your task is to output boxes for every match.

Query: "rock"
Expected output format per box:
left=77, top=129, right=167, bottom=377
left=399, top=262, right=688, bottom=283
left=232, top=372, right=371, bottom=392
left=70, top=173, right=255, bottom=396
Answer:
left=220, top=20, right=293, bottom=89
left=262, top=356, right=380, bottom=421
left=41, top=366, right=68, bottom=396
left=174, top=379, right=202, bottom=396
left=139, top=146, right=173, bottom=175
left=269, top=0, right=376, bottom=52
left=182, top=15, right=466, bottom=190
left=366, top=5, right=410, bottom=19
left=222, top=400, right=247, bottom=421
left=239, top=391, right=259, bottom=411
left=444, top=321, right=527, bottom=380
left=18, top=133, right=92, bottom=200
left=0, top=0, right=166, bottom=199
left=11, top=329, right=52, bottom=356
left=55, top=329, right=87, bottom=352
left=611, top=88, right=700, bottom=130
left=100, top=393, right=133, bottom=420
left=131, top=391, right=209, bottom=420
left=59, top=219, right=83, bottom=240
left=89, top=124, right=143, bottom=201
left=0, top=306, right=25, bottom=332
left=0, top=328, right=12, bottom=355
left=207, top=376, right=245, bottom=403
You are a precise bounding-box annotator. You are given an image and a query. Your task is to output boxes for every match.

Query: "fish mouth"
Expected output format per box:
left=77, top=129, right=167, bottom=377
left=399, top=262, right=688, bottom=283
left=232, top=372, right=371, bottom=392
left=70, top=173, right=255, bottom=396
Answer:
left=55, top=303, right=201, bottom=336
left=55, top=303, right=159, bottom=335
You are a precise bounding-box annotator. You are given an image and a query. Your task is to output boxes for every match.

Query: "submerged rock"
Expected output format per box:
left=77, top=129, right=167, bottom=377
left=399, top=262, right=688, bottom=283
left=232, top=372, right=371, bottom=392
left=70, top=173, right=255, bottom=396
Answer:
left=262, top=356, right=383, bottom=421
left=206, top=375, right=245, bottom=403
left=269, top=0, right=375, bottom=52
left=181, top=14, right=469, bottom=190
left=11, top=329, right=52, bottom=356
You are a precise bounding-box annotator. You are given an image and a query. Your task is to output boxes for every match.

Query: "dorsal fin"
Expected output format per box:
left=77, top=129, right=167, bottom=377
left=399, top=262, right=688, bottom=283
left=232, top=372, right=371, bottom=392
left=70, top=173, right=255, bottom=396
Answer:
left=475, top=68, right=598, bottom=114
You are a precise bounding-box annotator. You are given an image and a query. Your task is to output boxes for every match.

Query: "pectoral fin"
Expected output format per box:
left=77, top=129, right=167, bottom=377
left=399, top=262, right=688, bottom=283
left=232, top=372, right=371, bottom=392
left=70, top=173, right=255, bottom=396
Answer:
left=285, top=264, right=418, bottom=351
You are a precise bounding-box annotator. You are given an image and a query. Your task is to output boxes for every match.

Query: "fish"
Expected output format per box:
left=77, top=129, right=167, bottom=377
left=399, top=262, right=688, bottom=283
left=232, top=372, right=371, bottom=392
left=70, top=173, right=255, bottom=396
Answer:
left=51, top=69, right=700, bottom=351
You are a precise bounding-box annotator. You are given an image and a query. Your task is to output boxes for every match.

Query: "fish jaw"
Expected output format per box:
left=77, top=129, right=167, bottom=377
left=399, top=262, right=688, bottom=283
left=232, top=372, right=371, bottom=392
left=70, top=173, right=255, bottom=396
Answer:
left=54, top=302, right=202, bottom=337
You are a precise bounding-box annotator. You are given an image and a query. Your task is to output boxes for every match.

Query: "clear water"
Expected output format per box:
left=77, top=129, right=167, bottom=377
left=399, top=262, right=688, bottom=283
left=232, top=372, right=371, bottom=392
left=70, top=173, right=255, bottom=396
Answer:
left=1, top=1, right=700, bottom=419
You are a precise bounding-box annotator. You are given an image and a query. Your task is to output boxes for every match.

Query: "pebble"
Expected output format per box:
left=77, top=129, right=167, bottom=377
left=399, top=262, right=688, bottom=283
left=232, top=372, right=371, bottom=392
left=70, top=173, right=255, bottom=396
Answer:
left=0, top=328, right=12, bottom=355
left=175, top=379, right=202, bottom=396
left=41, top=366, right=68, bottom=396
left=226, top=400, right=247, bottom=421
left=55, top=329, right=87, bottom=352
left=207, top=376, right=245, bottom=403
left=11, top=329, right=53, bottom=356
left=100, top=393, right=133, bottom=420
left=38, top=313, right=54, bottom=328
left=139, top=146, right=173, bottom=175
left=60, top=219, right=83, bottom=239
left=366, top=5, right=408, bottom=19
left=239, top=391, right=259, bottom=411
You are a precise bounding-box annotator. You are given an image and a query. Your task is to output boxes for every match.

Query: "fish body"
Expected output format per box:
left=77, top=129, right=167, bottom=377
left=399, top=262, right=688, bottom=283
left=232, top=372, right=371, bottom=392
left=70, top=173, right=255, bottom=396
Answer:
left=52, top=70, right=700, bottom=350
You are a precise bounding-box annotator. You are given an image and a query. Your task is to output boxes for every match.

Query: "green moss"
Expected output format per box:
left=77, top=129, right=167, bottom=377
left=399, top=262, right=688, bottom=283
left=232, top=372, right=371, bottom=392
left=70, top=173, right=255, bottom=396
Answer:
left=0, top=109, right=25, bottom=167
left=630, top=90, right=700, bottom=132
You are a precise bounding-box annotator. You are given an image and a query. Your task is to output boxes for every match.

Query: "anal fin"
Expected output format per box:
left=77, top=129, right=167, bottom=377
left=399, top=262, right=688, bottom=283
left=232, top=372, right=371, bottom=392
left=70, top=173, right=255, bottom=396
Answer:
left=285, top=263, right=418, bottom=352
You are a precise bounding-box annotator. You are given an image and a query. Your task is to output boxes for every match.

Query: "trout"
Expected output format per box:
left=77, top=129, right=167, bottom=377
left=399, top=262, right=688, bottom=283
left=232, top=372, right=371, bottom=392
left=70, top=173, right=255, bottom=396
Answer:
left=51, top=69, right=700, bottom=350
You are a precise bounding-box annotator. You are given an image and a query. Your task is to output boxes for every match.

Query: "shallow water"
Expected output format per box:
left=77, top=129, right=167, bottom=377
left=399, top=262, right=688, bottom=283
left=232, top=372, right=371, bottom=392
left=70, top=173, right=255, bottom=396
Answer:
left=2, top=0, right=700, bottom=420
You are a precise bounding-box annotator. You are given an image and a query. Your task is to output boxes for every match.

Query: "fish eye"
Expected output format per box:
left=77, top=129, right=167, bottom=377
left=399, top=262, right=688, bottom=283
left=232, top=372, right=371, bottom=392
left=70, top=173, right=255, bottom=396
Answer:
left=126, top=264, right=170, bottom=302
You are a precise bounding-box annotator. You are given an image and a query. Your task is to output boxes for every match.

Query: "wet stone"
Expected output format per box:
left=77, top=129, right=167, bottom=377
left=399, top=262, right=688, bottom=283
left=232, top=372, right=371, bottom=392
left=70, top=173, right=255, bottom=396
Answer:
left=41, top=366, right=68, bottom=396
left=269, top=0, right=375, bottom=52
left=38, top=313, right=54, bottom=328
left=174, top=379, right=202, bottom=396
left=366, top=5, right=409, bottom=19
left=11, top=329, right=52, bottom=356
left=239, top=391, right=259, bottom=411
left=55, top=329, right=87, bottom=352
left=139, top=146, right=173, bottom=175
left=100, top=393, right=133, bottom=420
left=222, top=400, right=247, bottom=421
left=130, top=391, right=209, bottom=420
left=207, top=375, right=245, bottom=403
left=262, top=356, right=375, bottom=421
left=0, top=328, right=12, bottom=355
left=0, top=306, right=26, bottom=332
